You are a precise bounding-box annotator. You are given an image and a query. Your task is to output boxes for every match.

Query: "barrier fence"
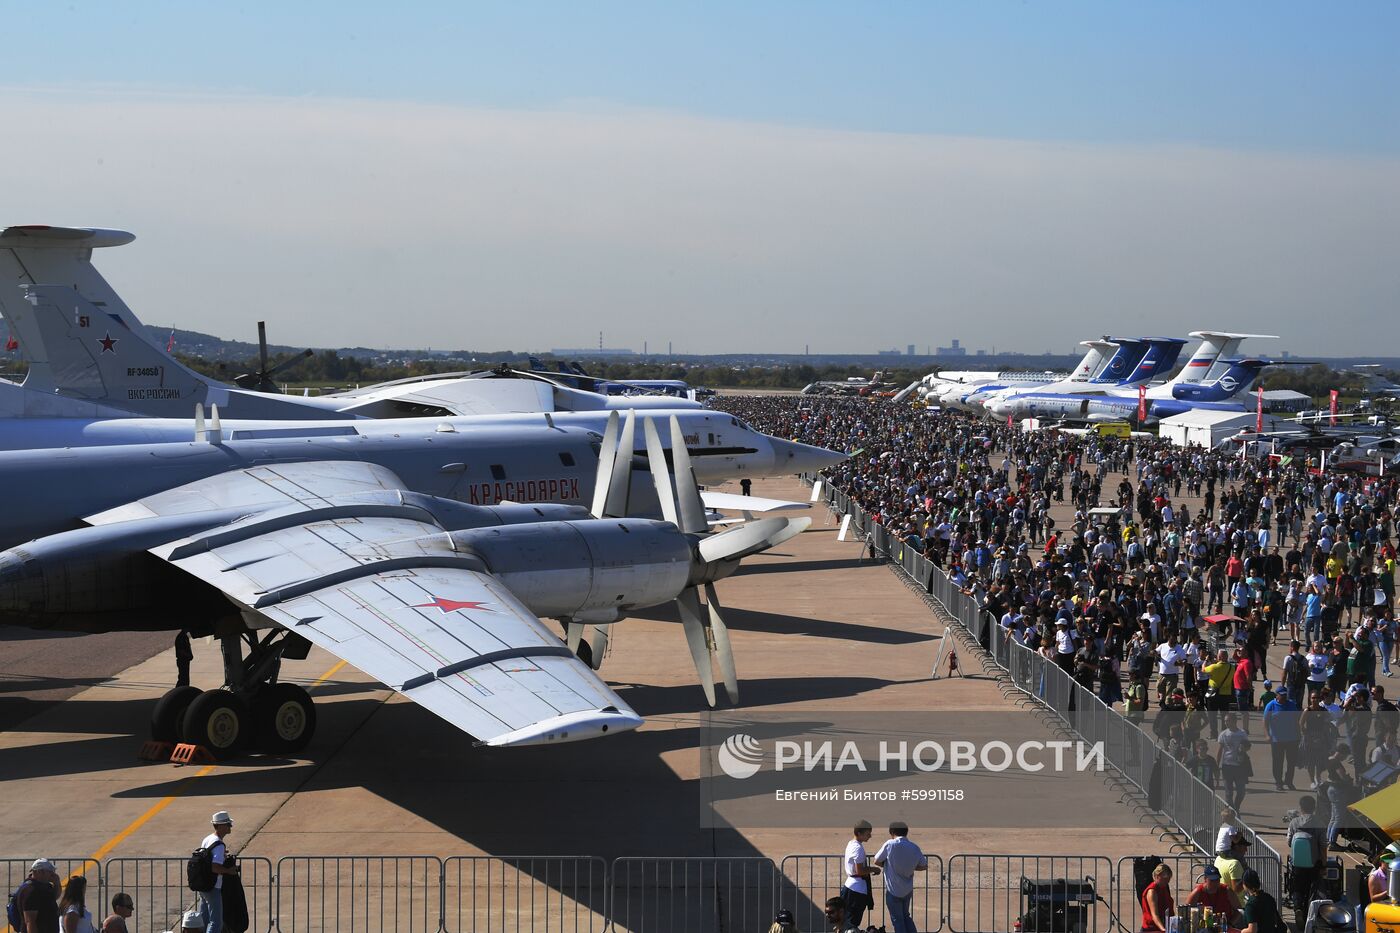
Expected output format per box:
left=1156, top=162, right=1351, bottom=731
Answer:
left=779, top=853, right=944, bottom=932
left=2, top=852, right=1294, bottom=932
left=812, top=477, right=1287, bottom=900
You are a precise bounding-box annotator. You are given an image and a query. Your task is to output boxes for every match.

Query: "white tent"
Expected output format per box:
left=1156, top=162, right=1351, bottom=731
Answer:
left=1158, top=410, right=1288, bottom=448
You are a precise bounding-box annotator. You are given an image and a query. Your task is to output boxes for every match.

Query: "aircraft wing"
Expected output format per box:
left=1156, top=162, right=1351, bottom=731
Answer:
left=700, top=491, right=810, bottom=514
left=86, top=462, right=641, bottom=747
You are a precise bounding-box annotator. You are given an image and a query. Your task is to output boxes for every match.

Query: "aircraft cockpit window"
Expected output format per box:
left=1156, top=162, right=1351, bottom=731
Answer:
left=490, top=464, right=507, bottom=480
left=559, top=452, right=576, bottom=467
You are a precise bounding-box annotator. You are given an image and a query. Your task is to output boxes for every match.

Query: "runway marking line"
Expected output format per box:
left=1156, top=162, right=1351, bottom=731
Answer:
left=72, top=657, right=349, bottom=876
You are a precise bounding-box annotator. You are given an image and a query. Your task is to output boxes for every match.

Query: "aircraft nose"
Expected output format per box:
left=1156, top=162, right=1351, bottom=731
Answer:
left=988, top=402, right=1009, bottom=417
left=768, top=437, right=847, bottom=475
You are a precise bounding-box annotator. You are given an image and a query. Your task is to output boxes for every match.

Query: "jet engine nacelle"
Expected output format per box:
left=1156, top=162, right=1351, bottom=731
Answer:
left=450, top=519, right=692, bottom=619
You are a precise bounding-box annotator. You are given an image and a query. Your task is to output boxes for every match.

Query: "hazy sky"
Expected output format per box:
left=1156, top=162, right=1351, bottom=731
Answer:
left=1, top=2, right=1396, bottom=356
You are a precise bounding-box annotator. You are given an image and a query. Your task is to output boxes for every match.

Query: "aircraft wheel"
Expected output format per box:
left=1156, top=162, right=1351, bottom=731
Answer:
left=254, top=683, right=316, bottom=753
left=180, top=690, right=250, bottom=759
left=574, top=639, right=594, bottom=669
left=151, top=686, right=201, bottom=743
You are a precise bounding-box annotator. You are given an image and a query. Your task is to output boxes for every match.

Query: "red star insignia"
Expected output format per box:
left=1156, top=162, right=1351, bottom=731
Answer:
left=413, top=597, right=494, bottom=614
left=97, top=333, right=118, bottom=353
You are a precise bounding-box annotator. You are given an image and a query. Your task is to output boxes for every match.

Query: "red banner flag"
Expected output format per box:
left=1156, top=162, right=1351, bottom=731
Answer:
left=1137, top=384, right=1147, bottom=422
left=1330, top=389, right=1339, bottom=427
left=166, top=329, right=176, bottom=353
left=1256, top=386, right=1264, bottom=433
left=4, top=335, right=15, bottom=352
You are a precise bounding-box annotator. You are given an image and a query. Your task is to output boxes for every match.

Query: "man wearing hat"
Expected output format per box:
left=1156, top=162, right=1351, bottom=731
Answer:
left=1185, top=864, right=1240, bottom=927
left=15, top=858, right=59, bottom=933
left=198, top=811, right=239, bottom=933
left=1263, top=685, right=1300, bottom=791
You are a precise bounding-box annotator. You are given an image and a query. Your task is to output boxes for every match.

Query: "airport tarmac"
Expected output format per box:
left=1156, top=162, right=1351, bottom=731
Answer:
left=0, top=473, right=1169, bottom=878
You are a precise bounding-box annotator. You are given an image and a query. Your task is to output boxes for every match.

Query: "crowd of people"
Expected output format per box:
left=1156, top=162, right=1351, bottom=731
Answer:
left=716, top=395, right=1400, bottom=862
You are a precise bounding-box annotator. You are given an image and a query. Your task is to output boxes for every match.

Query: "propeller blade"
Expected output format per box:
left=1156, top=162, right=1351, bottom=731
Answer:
left=669, top=415, right=707, bottom=534
left=257, top=321, right=269, bottom=374
left=590, top=411, right=621, bottom=518
left=603, top=410, right=637, bottom=517
left=704, top=583, right=738, bottom=704
left=676, top=588, right=717, bottom=707
left=643, top=417, right=679, bottom=527
left=697, top=516, right=810, bottom=564
left=565, top=620, right=586, bottom=654
left=586, top=623, right=611, bottom=671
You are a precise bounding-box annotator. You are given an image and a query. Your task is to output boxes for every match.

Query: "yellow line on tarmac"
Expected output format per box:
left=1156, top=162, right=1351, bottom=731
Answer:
left=77, top=656, right=348, bottom=871
left=310, top=659, right=347, bottom=689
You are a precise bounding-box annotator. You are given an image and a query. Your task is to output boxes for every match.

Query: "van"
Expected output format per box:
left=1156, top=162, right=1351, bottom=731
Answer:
left=1091, top=422, right=1131, bottom=438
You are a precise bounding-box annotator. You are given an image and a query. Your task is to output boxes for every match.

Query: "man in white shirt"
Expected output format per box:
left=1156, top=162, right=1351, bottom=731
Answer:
left=841, top=820, right=879, bottom=928
left=1157, top=635, right=1185, bottom=702
left=874, top=821, right=928, bottom=933
left=199, top=811, right=239, bottom=933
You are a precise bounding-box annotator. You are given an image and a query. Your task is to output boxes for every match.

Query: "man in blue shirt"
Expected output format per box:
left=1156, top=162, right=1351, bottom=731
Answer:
left=1262, top=687, right=1300, bottom=790
left=874, top=822, right=928, bottom=933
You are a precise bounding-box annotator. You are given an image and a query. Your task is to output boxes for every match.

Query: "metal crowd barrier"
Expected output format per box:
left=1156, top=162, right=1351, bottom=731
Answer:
left=779, top=853, right=944, bottom=932
left=813, top=478, right=1286, bottom=891
left=2, top=851, right=1300, bottom=932
left=606, top=856, right=778, bottom=933
left=944, top=854, right=1116, bottom=933
left=275, top=855, right=443, bottom=933
left=442, top=855, right=608, bottom=933
left=105, top=856, right=274, bottom=933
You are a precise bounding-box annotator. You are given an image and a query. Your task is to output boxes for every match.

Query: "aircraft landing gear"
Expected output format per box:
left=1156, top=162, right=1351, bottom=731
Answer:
left=150, top=628, right=317, bottom=759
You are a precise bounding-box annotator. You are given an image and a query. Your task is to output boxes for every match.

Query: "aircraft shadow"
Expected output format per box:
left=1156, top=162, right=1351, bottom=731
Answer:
left=734, top=557, right=861, bottom=575
left=628, top=603, right=931, bottom=645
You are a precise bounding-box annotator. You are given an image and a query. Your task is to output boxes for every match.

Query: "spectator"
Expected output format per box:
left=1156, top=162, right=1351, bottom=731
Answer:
left=840, top=820, right=878, bottom=927
left=1140, top=863, right=1175, bottom=933
left=1263, top=686, right=1300, bottom=791
left=823, top=895, right=860, bottom=933
left=873, top=822, right=928, bottom=933
left=198, top=811, right=239, bottom=933
left=1184, top=865, right=1240, bottom=928
left=14, top=858, right=60, bottom=933
left=1287, top=796, right=1325, bottom=924
left=57, top=876, right=95, bottom=933
left=1217, top=713, right=1252, bottom=811
left=99, top=893, right=133, bottom=933
left=1238, top=869, right=1284, bottom=933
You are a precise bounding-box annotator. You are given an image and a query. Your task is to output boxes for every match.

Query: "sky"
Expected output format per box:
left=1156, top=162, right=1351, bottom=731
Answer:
left=0, top=2, right=1396, bottom=356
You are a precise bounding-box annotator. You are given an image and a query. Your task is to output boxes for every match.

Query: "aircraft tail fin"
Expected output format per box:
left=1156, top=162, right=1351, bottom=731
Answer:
left=1171, top=358, right=1271, bottom=402
left=1125, top=338, right=1188, bottom=386
left=12, top=284, right=219, bottom=414
left=1090, top=339, right=1149, bottom=385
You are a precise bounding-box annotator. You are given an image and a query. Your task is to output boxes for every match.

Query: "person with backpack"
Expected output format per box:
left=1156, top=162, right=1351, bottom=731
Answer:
left=9, top=858, right=60, bottom=933
left=192, top=811, right=239, bottom=933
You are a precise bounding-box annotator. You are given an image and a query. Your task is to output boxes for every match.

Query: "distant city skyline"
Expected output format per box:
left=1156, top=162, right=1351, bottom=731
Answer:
left=0, top=3, right=1395, bottom=355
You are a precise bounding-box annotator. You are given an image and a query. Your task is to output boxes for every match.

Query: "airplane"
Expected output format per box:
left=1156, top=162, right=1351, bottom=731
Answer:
left=0, top=226, right=709, bottom=419
left=0, top=411, right=818, bottom=756
left=800, top=370, right=895, bottom=397
left=948, top=338, right=1180, bottom=413
left=979, top=331, right=1276, bottom=414
left=986, top=358, right=1280, bottom=424
left=528, top=357, right=714, bottom=400
left=1343, top=365, right=1400, bottom=399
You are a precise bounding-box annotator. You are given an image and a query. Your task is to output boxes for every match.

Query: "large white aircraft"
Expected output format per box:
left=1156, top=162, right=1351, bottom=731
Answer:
left=941, top=338, right=1153, bottom=412
left=0, top=225, right=707, bottom=420
left=975, top=331, right=1274, bottom=413
left=0, top=411, right=821, bottom=754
